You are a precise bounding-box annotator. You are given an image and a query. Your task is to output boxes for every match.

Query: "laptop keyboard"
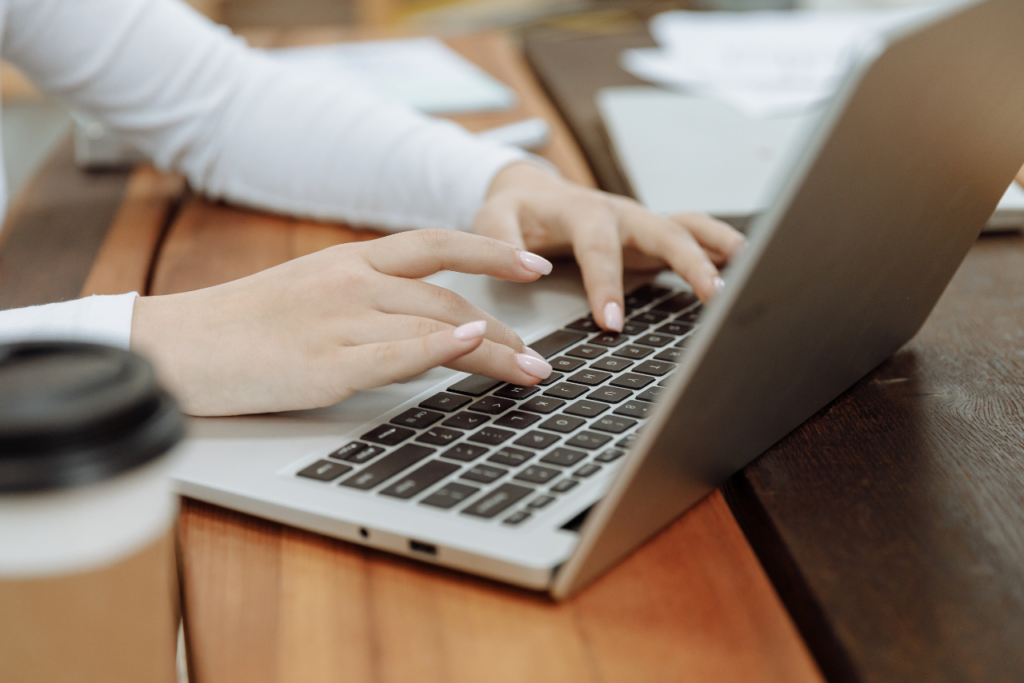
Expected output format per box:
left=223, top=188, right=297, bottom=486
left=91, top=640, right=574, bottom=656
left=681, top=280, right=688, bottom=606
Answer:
left=293, top=283, right=701, bottom=528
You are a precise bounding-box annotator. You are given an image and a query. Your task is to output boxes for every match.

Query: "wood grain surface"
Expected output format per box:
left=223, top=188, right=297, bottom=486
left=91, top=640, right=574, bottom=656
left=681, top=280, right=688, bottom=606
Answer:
left=151, top=30, right=823, bottom=683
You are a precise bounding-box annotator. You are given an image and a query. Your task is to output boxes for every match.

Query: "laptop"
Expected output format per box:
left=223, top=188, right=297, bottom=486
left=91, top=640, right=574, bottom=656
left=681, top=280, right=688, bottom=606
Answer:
left=171, top=0, right=1024, bottom=600
left=597, top=77, right=1024, bottom=234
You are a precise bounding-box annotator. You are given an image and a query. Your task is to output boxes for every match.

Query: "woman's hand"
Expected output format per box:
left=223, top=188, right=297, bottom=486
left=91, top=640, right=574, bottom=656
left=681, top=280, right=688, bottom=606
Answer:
left=131, top=230, right=555, bottom=417
left=1017, top=163, right=1024, bottom=188
left=475, top=162, right=746, bottom=331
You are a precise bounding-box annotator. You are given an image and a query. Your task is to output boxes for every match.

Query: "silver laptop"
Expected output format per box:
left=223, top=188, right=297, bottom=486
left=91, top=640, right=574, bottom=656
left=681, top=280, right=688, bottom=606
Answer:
left=172, top=0, right=1024, bottom=599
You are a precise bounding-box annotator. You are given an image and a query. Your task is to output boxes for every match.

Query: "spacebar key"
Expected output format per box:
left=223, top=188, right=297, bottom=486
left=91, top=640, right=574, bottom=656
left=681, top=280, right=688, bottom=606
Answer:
left=461, top=483, right=533, bottom=519
left=530, top=330, right=587, bottom=359
left=340, top=444, right=435, bottom=490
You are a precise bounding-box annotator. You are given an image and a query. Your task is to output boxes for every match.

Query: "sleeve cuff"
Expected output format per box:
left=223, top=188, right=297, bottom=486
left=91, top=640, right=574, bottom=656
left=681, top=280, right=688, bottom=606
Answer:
left=0, top=293, right=139, bottom=350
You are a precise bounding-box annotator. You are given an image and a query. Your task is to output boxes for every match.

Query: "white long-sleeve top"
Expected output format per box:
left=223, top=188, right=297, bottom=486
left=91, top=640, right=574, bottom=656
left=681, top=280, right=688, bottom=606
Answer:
left=0, top=0, right=527, bottom=348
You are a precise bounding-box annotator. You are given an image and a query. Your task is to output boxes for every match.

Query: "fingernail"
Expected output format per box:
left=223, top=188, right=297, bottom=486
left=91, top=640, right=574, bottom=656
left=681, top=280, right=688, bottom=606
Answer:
left=518, top=250, right=553, bottom=275
left=713, top=277, right=726, bottom=293
left=516, top=353, right=553, bottom=379
left=453, top=320, right=487, bottom=341
left=523, top=347, right=545, bottom=361
left=603, top=302, right=624, bottom=332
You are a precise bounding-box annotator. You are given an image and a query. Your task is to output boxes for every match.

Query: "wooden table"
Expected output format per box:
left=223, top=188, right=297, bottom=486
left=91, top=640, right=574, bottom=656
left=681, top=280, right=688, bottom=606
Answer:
left=5, top=21, right=1023, bottom=683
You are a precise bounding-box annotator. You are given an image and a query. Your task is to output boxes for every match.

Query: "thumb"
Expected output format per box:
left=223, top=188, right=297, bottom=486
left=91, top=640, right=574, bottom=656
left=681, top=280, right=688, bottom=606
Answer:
left=344, top=321, right=487, bottom=391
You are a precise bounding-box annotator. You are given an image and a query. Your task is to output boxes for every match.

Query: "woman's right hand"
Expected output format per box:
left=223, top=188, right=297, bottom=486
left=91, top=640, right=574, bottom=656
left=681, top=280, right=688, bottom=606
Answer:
left=130, top=230, right=554, bottom=417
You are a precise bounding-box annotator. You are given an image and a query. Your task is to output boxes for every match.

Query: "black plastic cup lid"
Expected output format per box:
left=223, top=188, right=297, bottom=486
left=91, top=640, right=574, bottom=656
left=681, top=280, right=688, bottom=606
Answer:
left=0, top=342, right=184, bottom=493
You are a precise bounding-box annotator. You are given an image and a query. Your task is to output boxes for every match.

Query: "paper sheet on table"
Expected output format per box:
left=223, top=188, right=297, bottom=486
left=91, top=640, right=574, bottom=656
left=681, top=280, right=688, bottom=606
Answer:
left=622, top=7, right=941, bottom=118
left=271, top=36, right=517, bottom=115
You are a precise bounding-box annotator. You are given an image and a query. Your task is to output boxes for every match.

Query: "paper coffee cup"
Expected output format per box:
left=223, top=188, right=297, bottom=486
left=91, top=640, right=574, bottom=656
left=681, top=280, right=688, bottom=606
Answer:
left=0, top=342, right=185, bottom=683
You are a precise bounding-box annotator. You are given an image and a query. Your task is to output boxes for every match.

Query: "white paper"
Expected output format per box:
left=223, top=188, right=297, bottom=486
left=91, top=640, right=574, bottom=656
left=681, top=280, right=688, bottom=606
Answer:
left=622, top=7, right=939, bottom=118
left=271, top=37, right=517, bottom=115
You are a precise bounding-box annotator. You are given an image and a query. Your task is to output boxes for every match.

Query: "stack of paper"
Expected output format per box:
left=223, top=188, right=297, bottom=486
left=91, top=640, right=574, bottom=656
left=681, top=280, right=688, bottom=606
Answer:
left=271, top=37, right=517, bottom=115
left=622, top=7, right=940, bottom=118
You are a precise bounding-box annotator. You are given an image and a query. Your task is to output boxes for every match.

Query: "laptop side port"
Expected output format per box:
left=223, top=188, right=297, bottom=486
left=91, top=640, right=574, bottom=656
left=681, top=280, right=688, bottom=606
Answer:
left=409, top=540, right=437, bottom=556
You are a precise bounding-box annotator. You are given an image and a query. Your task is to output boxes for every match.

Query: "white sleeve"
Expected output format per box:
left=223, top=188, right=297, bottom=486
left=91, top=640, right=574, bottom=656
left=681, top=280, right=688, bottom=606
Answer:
left=1, top=0, right=530, bottom=232
left=0, top=293, right=137, bottom=349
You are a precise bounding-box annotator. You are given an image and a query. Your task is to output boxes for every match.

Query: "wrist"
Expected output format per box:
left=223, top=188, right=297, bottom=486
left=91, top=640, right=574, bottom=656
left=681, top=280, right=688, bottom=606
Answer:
left=486, top=161, right=560, bottom=199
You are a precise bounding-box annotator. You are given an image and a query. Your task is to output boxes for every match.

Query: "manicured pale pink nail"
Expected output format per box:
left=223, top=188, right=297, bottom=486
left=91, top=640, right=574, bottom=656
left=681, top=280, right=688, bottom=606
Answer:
left=524, top=347, right=545, bottom=361
left=516, top=353, right=552, bottom=379
left=603, top=302, right=624, bottom=332
left=713, top=276, right=725, bottom=292
left=453, top=320, right=487, bottom=341
left=518, top=250, right=553, bottom=275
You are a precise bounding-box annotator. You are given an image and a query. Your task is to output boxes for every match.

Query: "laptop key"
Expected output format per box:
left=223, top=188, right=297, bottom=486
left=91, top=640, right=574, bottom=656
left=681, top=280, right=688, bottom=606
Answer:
left=530, top=329, right=588, bottom=359
left=339, top=444, right=386, bottom=464
left=657, top=322, right=694, bottom=337
left=588, top=386, right=632, bottom=404
left=609, top=373, right=654, bottom=390
left=617, top=434, right=640, bottom=449
left=595, top=448, right=626, bottom=463
left=513, top=430, right=561, bottom=450
left=468, top=396, right=516, bottom=414
left=550, top=356, right=585, bottom=372
left=590, top=356, right=633, bottom=373
left=575, top=464, right=602, bottom=478
left=328, top=442, right=368, bottom=461
left=674, top=336, right=693, bottom=349
left=655, top=348, right=684, bottom=362
left=462, top=463, right=508, bottom=484
left=521, top=396, right=566, bottom=414
left=625, top=284, right=671, bottom=309
left=489, top=447, right=535, bottom=467
left=564, top=400, right=609, bottom=418
left=363, top=424, right=415, bottom=446
left=543, top=383, right=588, bottom=400
left=538, top=415, right=586, bottom=433
left=339, top=444, right=435, bottom=490
left=416, top=427, right=463, bottom=446
left=622, top=321, right=650, bottom=336
left=676, top=307, right=702, bottom=323
left=448, top=375, right=502, bottom=397
left=566, top=316, right=599, bottom=333
left=538, top=371, right=564, bottom=386
left=493, top=410, right=541, bottom=429
left=652, top=291, right=698, bottom=313
left=629, top=311, right=669, bottom=325
left=439, top=443, right=489, bottom=462
left=564, top=431, right=612, bottom=450
left=528, top=495, right=556, bottom=509
left=636, top=334, right=672, bottom=348
left=297, top=460, right=352, bottom=482
left=551, top=479, right=579, bottom=494
left=541, top=447, right=588, bottom=467
left=613, top=344, right=654, bottom=360
left=379, top=460, right=459, bottom=499
left=636, top=387, right=663, bottom=402
left=591, top=416, right=637, bottom=434
left=462, top=483, right=534, bottom=519
left=590, top=332, right=629, bottom=347
left=615, top=401, right=652, bottom=419
left=514, top=465, right=561, bottom=485
left=420, top=482, right=480, bottom=509
left=494, top=384, right=541, bottom=400
left=503, top=511, right=532, bottom=526
left=635, top=360, right=677, bottom=377
left=442, top=411, right=489, bottom=430
left=468, top=427, right=515, bottom=446
left=567, top=370, right=612, bottom=386
left=566, top=344, right=606, bottom=360
left=419, top=392, right=472, bottom=413
left=391, top=408, right=443, bottom=429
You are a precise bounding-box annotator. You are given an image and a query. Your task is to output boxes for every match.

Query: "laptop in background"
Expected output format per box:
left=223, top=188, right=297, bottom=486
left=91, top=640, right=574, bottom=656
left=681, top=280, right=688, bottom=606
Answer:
left=597, top=85, right=1024, bottom=232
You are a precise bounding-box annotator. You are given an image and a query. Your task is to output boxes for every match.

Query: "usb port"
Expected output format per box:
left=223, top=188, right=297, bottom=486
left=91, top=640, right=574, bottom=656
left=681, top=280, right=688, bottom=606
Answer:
left=408, top=540, right=437, bottom=556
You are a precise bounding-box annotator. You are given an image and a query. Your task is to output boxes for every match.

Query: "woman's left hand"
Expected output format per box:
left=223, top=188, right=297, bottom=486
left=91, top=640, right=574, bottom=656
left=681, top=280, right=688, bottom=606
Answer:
left=474, top=162, right=746, bottom=332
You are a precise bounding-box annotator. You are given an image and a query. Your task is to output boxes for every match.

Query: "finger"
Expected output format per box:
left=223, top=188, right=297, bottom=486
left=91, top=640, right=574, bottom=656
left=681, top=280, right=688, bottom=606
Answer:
left=342, top=321, right=488, bottom=392
left=669, top=212, right=746, bottom=265
left=618, top=202, right=723, bottom=302
left=560, top=204, right=625, bottom=332
left=1017, top=163, right=1024, bottom=188
left=360, top=229, right=550, bottom=282
left=472, top=201, right=527, bottom=249
left=356, top=308, right=525, bottom=355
